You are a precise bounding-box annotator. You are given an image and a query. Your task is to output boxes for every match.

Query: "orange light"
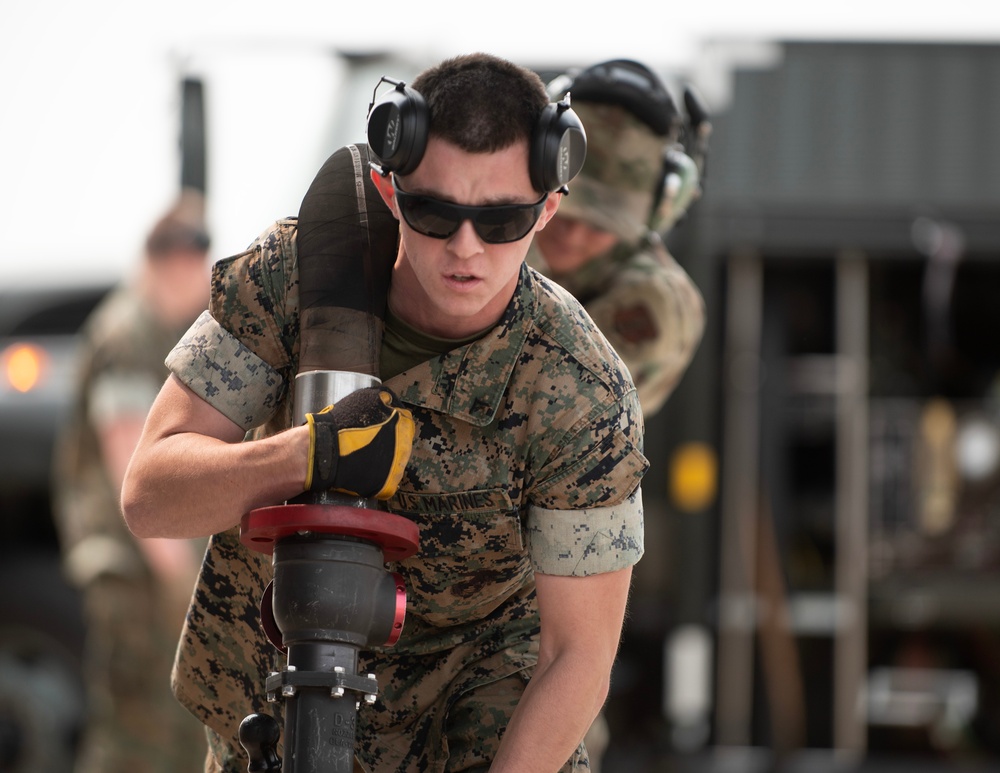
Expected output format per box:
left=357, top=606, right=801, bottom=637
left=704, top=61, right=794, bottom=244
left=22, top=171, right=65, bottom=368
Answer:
left=2, top=343, right=48, bottom=393
left=669, top=442, right=718, bottom=513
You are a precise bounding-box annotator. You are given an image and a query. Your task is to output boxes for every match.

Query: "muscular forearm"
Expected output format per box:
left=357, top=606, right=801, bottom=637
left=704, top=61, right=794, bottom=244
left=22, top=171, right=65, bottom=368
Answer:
left=121, top=376, right=310, bottom=539
left=122, top=425, right=309, bottom=539
left=490, top=651, right=608, bottom=772
left=490, top=568, right=634, bottom=771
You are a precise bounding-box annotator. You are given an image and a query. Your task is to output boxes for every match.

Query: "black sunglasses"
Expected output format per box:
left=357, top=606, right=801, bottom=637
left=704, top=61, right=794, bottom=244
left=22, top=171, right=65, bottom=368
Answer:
left=392, top=179, right=548, bottom=245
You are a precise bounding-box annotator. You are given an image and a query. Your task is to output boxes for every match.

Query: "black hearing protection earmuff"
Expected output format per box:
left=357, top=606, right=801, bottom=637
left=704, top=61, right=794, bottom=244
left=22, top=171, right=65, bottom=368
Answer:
left=551, top=59, right=680, bottom=138
left=366, top=76, right=587, bottom=194
left=528, top=98, right=588, bottom=194
left=365, top=78, right=430, bottom=178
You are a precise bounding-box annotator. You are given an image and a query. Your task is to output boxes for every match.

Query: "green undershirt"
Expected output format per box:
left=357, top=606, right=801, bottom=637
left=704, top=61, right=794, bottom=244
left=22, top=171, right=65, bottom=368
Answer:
left=379, top=307, right=488, bottom=381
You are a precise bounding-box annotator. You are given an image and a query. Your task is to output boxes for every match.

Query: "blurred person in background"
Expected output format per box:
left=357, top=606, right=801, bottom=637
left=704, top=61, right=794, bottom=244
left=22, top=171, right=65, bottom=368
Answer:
left=528, top=58, right=707, bottom=771
left=52, top=190, right=212, bottom=772
left=529, top=58, right=705, bottom=420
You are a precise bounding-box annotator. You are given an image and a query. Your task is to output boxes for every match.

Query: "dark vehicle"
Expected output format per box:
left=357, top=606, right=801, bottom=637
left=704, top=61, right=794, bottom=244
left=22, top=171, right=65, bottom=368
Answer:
left=0, top=282, right=112, bottom=772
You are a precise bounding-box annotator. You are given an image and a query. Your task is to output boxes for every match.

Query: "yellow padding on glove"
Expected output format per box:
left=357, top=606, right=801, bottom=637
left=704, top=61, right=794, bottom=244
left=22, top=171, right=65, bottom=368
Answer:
left=303, top=388, right=414, bottom=499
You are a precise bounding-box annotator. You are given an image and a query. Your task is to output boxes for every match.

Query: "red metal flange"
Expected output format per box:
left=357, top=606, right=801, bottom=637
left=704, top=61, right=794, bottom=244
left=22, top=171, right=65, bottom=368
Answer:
left=240, top=504, right=420, bottom=562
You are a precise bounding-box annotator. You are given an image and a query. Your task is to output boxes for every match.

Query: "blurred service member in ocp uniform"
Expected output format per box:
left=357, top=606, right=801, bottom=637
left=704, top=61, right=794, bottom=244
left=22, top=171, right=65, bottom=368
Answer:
left=52, top=191, right=212, bottom=772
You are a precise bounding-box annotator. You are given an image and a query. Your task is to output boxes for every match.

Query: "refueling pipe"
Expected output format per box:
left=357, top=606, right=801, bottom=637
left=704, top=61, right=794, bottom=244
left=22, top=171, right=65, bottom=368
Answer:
left=238, top=145, right=418, bottom=772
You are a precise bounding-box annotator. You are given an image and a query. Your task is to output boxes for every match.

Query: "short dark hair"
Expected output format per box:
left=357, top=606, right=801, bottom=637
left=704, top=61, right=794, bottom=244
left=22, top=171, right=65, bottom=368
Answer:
left=145, top=189, right=210, bottom=257
left=411, top=53, right=549, bottom=154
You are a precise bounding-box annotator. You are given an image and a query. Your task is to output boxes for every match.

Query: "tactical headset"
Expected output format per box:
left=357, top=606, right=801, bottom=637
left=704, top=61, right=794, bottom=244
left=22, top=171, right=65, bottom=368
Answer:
left=546, top=58, right=680, bottom=138
left=366, top=77, right=587, bottom=194
left=547, top=59, right=700, bottom=233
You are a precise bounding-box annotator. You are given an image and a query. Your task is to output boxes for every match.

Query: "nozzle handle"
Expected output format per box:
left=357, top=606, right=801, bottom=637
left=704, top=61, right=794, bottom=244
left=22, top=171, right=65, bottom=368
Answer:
left=239, top=713, right=281, bottom=772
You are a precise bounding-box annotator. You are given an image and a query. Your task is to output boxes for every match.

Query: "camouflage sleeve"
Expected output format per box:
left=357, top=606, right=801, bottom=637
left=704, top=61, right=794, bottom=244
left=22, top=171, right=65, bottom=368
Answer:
left=166, top=312, right=286, bottom=430
left=526, top=487, right=644, bottom=576
left=585, top=245, right=705, bottom=418
left=164, top=221, right=298, bottom=431
left=526, top=389, right=648, bottom=576
left=82, top=290, right=168, bottom=423
left=89, top=371, right=162, bottom=424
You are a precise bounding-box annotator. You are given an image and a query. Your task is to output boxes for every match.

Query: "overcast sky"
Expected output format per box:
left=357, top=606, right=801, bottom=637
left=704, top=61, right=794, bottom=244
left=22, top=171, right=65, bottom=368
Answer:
left=3, top=0, right=998, bottom=286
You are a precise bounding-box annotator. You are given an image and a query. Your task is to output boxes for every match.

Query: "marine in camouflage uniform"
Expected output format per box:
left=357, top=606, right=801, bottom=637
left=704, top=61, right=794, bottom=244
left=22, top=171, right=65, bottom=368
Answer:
left=166, top=212, right=646, bottom=772
left=529, top=60, right=705, bottom=419
left=51, top=194, right=211, bottom=773
left=123, top=54, right=648, bottom=773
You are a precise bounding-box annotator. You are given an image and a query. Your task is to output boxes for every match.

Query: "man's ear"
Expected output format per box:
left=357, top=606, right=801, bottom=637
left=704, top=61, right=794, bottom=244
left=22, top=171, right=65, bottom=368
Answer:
left=534, top=191, right=563, bottom=232
left=371, top=169, right=399, bottom=219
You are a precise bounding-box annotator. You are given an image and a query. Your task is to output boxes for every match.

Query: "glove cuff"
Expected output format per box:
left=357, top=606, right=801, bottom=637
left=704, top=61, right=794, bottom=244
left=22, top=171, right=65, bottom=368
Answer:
left=305, top=413, right=340, bottom=491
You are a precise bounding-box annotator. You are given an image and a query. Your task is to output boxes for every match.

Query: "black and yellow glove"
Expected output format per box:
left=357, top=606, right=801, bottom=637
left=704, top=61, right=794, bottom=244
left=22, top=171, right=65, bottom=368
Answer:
left=304, top=387, right=414, bottom=500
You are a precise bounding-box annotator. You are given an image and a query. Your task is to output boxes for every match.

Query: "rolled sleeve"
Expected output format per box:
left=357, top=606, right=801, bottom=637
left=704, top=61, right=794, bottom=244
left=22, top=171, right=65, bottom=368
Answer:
left=89, top=371, right=162, bottom=424
left=165, top=310, right=286, bottom=431
left=526, top=486, right=644, bottom=576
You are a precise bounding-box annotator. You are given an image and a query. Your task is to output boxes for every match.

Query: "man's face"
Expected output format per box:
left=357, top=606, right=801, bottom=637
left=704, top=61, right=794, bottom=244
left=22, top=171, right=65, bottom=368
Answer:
left=376, top=136, right=559, bottom=339
left=532, top=213, right=620, bottom=277
left=146, top=246, right=210, bottom=328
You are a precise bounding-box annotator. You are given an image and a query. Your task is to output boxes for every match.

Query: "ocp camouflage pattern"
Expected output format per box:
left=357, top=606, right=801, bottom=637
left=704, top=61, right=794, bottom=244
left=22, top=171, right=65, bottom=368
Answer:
left=52, top=284, right=209, bottom=772
left=527, top=236, right=705, bottom=418
left=166, top=219, right=647, bottom=771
